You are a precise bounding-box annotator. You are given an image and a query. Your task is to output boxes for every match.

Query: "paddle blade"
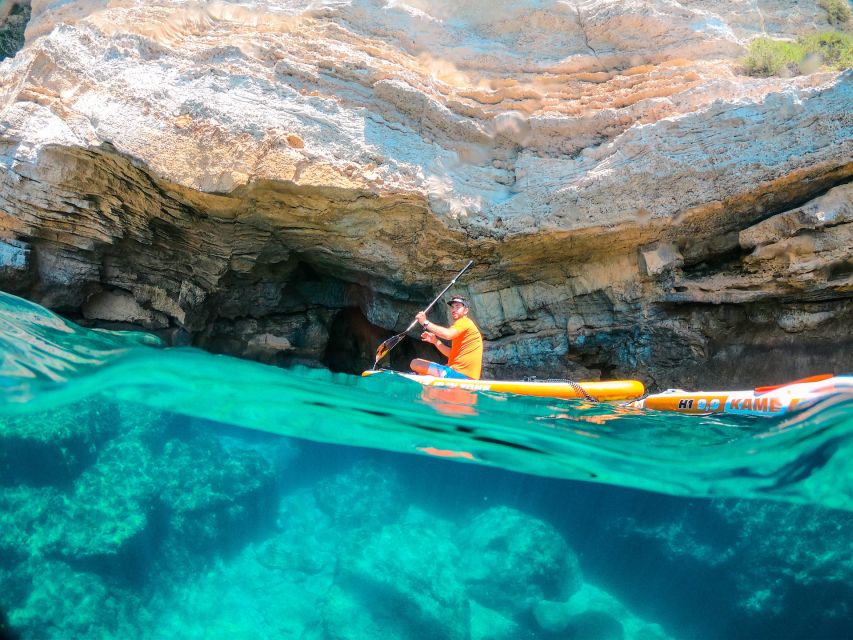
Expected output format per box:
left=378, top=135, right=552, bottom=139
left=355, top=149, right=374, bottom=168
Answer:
left=374, top=333, right=405, bottom=365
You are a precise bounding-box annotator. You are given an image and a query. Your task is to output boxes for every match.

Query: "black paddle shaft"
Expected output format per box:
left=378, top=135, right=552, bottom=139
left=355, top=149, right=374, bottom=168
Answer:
left=373, top=260, right=474, bottom=368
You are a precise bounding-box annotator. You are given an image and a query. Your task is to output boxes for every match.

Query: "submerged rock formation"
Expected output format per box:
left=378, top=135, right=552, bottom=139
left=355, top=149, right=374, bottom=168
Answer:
left=0, top=403, right=279, bottom=593
left=0, top=0, right=850, bottom=386
left=610, top=498, right=853, bottom=640
left=460, top=506, right=582, bottom=617
left=137, top=462, right=675, bottom=640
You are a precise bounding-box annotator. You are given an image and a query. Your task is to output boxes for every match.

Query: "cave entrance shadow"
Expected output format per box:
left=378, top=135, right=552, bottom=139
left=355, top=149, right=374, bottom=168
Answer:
left=322, top=307, right=434, bottom=375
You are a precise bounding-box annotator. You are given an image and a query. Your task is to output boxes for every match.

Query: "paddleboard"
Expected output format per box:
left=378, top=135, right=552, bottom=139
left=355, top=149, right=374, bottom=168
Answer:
left=362, top=370, right=645, bottom=401
left=628, top=374, right=853, bottom=416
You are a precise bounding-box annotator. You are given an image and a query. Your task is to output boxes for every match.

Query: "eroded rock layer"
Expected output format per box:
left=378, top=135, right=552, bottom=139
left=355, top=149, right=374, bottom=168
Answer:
left=1, top=0, right=851, bottom=387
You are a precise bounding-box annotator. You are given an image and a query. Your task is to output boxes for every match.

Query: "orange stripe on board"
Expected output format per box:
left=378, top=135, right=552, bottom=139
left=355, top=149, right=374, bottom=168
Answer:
left=754, top=374, right=833, bottom=394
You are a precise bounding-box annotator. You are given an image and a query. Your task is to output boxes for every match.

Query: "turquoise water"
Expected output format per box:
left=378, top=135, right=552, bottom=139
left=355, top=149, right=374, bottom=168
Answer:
left=1, top=290, right=853, bottom=639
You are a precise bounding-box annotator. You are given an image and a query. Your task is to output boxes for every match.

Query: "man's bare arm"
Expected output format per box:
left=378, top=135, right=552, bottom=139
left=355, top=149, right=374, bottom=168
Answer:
left=415, top=311, right=459, bottom=341
left=422, top=332, right=451, bottom=357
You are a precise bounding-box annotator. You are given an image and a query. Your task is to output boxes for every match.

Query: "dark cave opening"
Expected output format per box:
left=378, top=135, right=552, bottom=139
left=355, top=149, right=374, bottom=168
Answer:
left=322, top=307, right=434, bottom=375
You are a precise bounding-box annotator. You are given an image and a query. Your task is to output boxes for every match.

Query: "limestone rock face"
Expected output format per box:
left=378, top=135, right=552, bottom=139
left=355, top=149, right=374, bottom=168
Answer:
left=0, top=0, right=851, bottom=386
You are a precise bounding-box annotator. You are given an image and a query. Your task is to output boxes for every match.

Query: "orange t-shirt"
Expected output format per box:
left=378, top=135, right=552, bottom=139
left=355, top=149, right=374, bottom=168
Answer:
left=447, top=316, right=483, bottom=379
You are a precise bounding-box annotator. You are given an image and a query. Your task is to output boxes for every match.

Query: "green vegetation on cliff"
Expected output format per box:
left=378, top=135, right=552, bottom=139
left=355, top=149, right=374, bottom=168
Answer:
left=742, top=30, right=853, bottom=76
left=818, top=0, right=852, bottom=26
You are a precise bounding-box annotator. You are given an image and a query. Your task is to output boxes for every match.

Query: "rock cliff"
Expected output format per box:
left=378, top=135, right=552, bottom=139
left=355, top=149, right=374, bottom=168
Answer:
left=0, top=0, right=851, bottom=387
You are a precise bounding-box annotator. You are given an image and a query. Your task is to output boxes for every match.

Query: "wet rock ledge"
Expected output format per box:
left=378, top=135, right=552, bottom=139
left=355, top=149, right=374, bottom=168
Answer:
left=1, top=1, right=851, bottom=388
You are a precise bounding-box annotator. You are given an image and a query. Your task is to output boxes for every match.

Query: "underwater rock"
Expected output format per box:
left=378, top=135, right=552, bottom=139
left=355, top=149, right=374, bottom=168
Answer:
left=145, top=527, right=335, bottom=639
left=157, top=434, right=278, bottom=564
left=0, top=406, right=167, bottom=577
left=4, top=415, right=166, bottom=594
left=533, top=583, right=672, bottom=640
left=126, top=489, right=339, bottom=640
left=313, top=460, right=406, bottom=530
left=44, top=432, right=162, bottom=575
left=264, top=490, right=339, bottom=578
left=0, top=486, right=61, bottom=564
left=328, top=518, right=470, bottom=640
left=609, top=498, right=853, bottom=639
left=458, top=506, right=582, bottom=618
left=469, top=601, right=536, bottom=640
left=533, top=599, right=574, bottom=633
left=6, top=558, right=136, bottom=640
left=1, top=405, right=280, bottom=602
left=711, top=500, right=853, bottom=628
left=0, top=402, right=118, bottom=486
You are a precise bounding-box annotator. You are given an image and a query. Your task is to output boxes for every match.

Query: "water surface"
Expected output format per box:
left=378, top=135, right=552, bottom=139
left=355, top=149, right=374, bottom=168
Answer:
left=1, top=291, right=852, bottom=640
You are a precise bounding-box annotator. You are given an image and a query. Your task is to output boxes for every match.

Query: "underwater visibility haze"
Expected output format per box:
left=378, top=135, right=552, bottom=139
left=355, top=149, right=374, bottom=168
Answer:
left=1, top=291, right=853, bottom=639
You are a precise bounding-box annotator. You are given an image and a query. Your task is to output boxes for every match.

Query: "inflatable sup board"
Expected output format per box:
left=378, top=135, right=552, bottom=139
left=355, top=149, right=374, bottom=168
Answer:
left=628, top=374, right=852, bottom=416
left=362, top=370, right=645, bottom=401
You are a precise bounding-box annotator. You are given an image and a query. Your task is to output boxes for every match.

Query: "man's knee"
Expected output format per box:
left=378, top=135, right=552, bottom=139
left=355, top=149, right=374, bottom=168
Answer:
left=410, top=358, right=430, bottom=374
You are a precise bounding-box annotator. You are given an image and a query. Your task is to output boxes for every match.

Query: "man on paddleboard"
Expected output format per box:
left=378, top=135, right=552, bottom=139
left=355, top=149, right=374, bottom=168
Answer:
left=410, top=295, right=483, bottom=380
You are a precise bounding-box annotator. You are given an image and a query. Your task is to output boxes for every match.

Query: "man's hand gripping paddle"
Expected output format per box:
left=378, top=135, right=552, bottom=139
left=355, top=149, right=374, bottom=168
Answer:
left=373, top=260, right=474, bottom=369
